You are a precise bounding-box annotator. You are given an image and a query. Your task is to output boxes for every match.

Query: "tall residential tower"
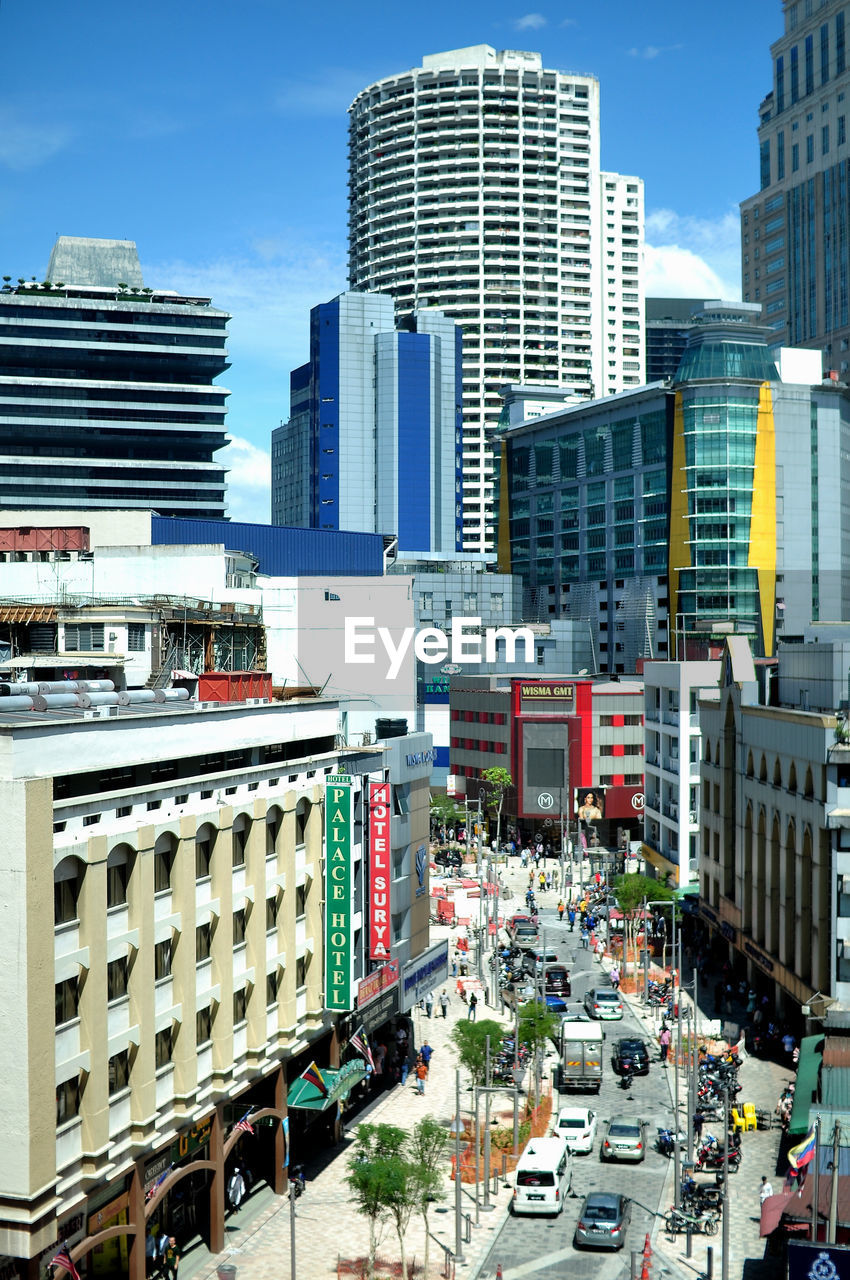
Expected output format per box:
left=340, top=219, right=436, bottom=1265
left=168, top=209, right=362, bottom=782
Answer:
left=741, top=1, right=850, bottom=369
left=347, top=45, right=645, bottom=554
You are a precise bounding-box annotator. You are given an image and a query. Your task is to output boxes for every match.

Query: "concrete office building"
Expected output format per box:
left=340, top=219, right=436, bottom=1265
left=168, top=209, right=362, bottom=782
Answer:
left=645, top=297, right=707, bottom=383
left=698, top=634, right=850, bottom=1016
left=642, top=658, right=721, bottom=886
left=497, top=302, right=849, bottom=669
left=0, top=238, right=230, bottom=517
left=272, top=293, right=462, bottom=555
left=347, top=45, right=645, bottom=555
left=741, top=1, right=850, bottom=367
left=0, top=686, right=438, bottom=1277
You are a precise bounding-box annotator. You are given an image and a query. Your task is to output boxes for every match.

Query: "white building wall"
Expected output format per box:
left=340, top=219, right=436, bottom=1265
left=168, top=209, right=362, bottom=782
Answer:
left=597, top=173, right=645, bottom=397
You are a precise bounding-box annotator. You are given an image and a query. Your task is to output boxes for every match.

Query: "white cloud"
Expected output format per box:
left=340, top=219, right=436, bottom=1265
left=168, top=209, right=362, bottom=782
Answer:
left=627, top=44, right=682, bottom=60
left=515, top=13, right=547, bottom=30
left=220, top=436, right=272, bottom=521
left=644, top=207, right=742, bottom=300
left=0, top=106, right=71, bottom=170
left=559, top=18, right=577, bottom=27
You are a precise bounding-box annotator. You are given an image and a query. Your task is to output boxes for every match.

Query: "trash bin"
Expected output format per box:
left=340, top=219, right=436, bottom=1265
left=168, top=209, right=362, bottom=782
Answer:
left=217, top=1266, right=237, bottom=1280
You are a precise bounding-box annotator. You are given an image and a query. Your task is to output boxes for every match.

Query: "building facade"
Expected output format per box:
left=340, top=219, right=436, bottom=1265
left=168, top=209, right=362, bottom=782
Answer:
left=497, top=303, right=850, bottom=669
left=272, top=293, right=463, bottom=556
left=642, top=658, right=721, bottom=886
left=347, top=45, right=644, bottom=554
left=645, top=297, right=707, bottom=384
left=740, top=0, right=850, bottom=366
left=0, top=239, right=230, bottom=517
left=0, top=691, right=433, bottom=1279
left=698, top=635, right=850, bottom=1016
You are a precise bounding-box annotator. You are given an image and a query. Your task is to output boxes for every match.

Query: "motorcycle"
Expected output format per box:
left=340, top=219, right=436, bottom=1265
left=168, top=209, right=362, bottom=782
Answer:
left=656, top=1126, right=687, bottom=1157
left=665, top=1205, right=718, bottom=1237
left=289, top=1165, right=306, bottom=1198
left=682, top=1183, right=723, bottom=1213
left=619, top=1066, right=634, bottom=1091
left=695, top=1145, right=741, bottom=1174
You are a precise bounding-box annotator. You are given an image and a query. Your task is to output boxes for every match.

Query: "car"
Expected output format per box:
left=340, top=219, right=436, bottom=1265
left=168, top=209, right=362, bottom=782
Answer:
left=508, top=913, right=534, bottom=931
left=544, top=965, right=571, bottom=996
left=522, top=948, right=559, bottom=976
left=612, top=1037, right=650, bottom=1075
left=512, top=925, right=540, bottom=951
left=501, top=981, right=537, bottom=1012
left=544, top=992, right=568, bottom=1014
left=600, top=1116, right=648, bottom=1162
left=554, top=1106, right=598, bottom=1154
left=584, top=988, right=624, bottom=1020
left=574, top=1192, right=632, bottom=1250
left=433, top=848, right=463, bottom=870
left=560, top=1002, right=591, bottom=1023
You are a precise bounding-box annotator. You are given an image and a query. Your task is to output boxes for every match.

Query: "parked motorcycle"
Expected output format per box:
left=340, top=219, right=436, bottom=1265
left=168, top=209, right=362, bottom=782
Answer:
left=665, top=1205, right=718, bottom=1236
left=656, top=1127, right=688, bottom=1157
left=694, top=1144, right=741, bottom=1174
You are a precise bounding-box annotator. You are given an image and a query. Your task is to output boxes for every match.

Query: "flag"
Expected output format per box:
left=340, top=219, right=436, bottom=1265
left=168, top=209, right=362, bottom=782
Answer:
left=349, top=1027, right=375, bottom=1072
left=788, top=1126, right=817, bottom=1170
left=300, top=1061, right=328, bottom=1095
left=145, top=1167, right=171, bottom=1202
left=50, top=1245, right=80, bottom=1280
left=234, top=1109, right=255, bottom=1135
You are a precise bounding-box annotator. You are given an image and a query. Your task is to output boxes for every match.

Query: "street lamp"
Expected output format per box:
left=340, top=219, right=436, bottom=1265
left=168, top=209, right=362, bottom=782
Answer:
left=451, top=1069, right=465, bottom=1264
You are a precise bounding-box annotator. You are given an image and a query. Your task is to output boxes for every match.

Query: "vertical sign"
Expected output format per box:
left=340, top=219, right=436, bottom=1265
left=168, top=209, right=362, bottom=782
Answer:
left=325, top=775, right=353, bottom=1011
left=369, top=783, right=391, bottom=960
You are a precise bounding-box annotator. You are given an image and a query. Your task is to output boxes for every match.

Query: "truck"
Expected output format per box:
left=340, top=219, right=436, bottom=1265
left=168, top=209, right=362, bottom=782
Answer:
left=556, top=1020, right=604, bottom=1093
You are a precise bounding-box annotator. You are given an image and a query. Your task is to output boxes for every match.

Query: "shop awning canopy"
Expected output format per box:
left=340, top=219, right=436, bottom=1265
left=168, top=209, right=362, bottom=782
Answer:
left=287, top=1060, right=367, bottom=1111
left=788, top=1034, right=825, bottom=1137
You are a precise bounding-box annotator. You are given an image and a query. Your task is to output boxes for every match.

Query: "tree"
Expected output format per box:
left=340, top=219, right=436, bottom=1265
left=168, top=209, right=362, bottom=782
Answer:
left=481, top=766, right=512, bottom=859
left=517, top=1002, right=559, bottom=1106
left=408, top=1117, right=449, bottom=1280
left=430, top=792, right=464, bottom=837
left=451, top=1019, right=504, bottom=1086
left=613, top=873, right=673, bottom=980
left=345, top=1122, right=407, bottom=1280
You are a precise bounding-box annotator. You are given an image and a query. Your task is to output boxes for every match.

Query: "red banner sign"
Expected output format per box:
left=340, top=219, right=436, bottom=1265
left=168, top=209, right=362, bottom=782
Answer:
left=369, top=782, right=391, bottom=960
left=357, top=958, right=400, bottom=1007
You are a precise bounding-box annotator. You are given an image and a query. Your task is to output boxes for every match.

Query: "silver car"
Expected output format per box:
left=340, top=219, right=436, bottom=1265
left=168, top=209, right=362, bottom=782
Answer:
left=575, top=1192, right=631, bottom=1250
left=601, top=1115, right=648, bottom=1162
left=584, top=987, right=624, bottom=1020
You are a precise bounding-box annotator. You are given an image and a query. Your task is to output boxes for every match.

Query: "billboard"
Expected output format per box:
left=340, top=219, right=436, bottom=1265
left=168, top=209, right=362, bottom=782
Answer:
left=369, top=782, right=391, bottom=960
left=575, top=787, right=605, bottom=826
left=325, top=775, right=354, bottom=1011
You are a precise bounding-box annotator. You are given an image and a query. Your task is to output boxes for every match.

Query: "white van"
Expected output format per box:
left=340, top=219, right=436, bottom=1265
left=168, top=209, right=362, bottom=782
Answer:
left=511, top=1135, right=572, bottom=1216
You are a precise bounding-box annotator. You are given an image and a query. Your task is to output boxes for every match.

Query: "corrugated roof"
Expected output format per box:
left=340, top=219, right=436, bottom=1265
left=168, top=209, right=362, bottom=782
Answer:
left=821, top=1065, right=850, bottom=1111
left=151, top=517, right=385, bottom=578
left=788, top=1034, right=825, bottom=1136
left=823, top=1037, right=850, bottom=1068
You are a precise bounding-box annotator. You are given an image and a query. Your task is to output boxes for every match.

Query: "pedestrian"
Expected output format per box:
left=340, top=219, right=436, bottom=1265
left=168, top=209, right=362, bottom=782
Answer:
left=468, top=991, right=478, bottom=1021
left=659, top=1024, right=672, bottom=1065
left=400, top=1051, right=410, bottom=1086
left=145, top=1230, right=158, bottom=1278
left=568, top=907, right=576, bottom=933
left=420, top=1040, right=433, bottom=1073
left=558, top=900, right=565, bottom=922
left=747, top=989, right=757, bottom=1017
left=451, top=955, right=458, bottom=978
left=157, top=1229, right=169, bottom=1271
left=580, top=927, right=590, bottom=950
left=162, top=1237, right=180, bottom=1280
left=545, top=870, right=552, bottom=891
left=595, top=937, right=604, bottom=962
left=610, top=965, right=620, bottom=990
left=416, top=1058, right=427, bottom=1094
left=692, top=1111, right=704, bottom=1144
left=759, top=1176, right=774, bottom=1205
left=228, top=1164, right=247, bottom=1210
left=782, top=1030, right=796, bottom=1059
left=439, top=989, right=450, bottom=1018
left=425, top=991, right=434, bottom=1018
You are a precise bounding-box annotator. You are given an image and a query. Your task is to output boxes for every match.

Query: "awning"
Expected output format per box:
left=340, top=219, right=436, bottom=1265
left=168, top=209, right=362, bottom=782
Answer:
left=287, top=1060, right=366, bottom=1111
left=674, top=883, right=699, bottom=900
left=641, top=844, right=679, bottom=881
left=788, top=1034, right=825, bottom=1137
left=760, top=1188, right=796, bottom=1237
left=0, top=604, right=57, bottom=624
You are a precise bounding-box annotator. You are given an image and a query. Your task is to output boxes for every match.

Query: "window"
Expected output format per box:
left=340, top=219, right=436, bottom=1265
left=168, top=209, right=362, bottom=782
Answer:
left=295, top=884, right=307, bottom=917
left=106, top=853, right=130, bottom=908
left=107, top=957, right=129, bottom=1001
left=155, top=1027, right=173, bottom=1068
left=54, top=858, right=82, bottom=925
left=55, top=977, right=79, bottom=1026
left=807, top=133, right=815, bottom=163
left=196, top=1007, right=212, bottom=1045
left=64, top=622, right=104, bottom=651
left=154, top=845, right=174, bottom=893
left=154, top=939, right=172, bottom=980
left=196, top=923, right=212, bottom=962
left=266, top=970, right=279, bottom=1005
left=232, top=819, right=248, bottom=868
left=108, top=1050, right=130, bottom=1095
left=840, top=116, right=847, bottom=145
left=823, top=124, right=830, bottom=154
left=792, top=142, right=800, bottom=171
left=296, top=955, right=310, bottom=988
left=233, top=988, right=247, bottom=1023
left=56, top=1076, right=81, bottom=1126
left=127, top=623, right=146, bottom=652
left=233, top=908, right=246, bottom=945
left=196, top=831, right=213, bottom=879
left=266, top=896, right=279, bottom=930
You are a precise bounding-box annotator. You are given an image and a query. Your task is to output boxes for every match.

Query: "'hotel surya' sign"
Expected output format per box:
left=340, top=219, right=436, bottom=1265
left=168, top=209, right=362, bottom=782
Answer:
left=369, top=782, right=391, bottom=960
left=325, top=775, right=354, bottom=1011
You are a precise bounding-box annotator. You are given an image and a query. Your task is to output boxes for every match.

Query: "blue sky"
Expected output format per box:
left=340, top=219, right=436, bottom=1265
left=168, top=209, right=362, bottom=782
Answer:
left=0, top=0, right=779, bottom=517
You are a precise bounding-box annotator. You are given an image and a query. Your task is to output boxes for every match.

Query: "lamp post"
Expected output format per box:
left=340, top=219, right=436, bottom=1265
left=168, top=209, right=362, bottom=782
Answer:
left=721, top=1084, right=730, bottom=1280
left=452, top=1069, right=465, bottom=1264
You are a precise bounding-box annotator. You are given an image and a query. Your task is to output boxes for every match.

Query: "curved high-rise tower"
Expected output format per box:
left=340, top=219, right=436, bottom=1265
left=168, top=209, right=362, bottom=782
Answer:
left=348, top=44, right=644, bottom=554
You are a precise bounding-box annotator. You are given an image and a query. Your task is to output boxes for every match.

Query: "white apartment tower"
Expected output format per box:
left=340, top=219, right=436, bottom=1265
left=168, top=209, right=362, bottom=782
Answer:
left=348, top=45, right=645, bottom=554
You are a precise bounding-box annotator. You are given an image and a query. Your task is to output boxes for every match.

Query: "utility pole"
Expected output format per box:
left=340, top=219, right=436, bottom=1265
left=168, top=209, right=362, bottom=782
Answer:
left=483, top=1036, right=492, bottom=1210
left=721, top=1085, right=730, bottom=1280
left=289, top=1168, right=296, bottom=1280
left=810, top=1116, right=820, bottom=1244
left=673, top=932, right=683, bottom=1208
left=828, top=1122, right=841, bottom=1243
left=454, top=1069, right=465, bottom=1264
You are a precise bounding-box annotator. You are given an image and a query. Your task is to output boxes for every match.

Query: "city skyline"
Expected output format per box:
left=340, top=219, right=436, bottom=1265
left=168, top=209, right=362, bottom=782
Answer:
left=0, top=0, right=778, bottom=517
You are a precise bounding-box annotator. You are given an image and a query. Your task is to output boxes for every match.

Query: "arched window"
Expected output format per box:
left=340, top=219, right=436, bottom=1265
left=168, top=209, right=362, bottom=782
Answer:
left=759, top=754, right=768, bottom=783
left=788, top=762, right=797, bottom=794
left=154, top=832, right=177, bottom=893
left=266, top=805, right=283, bottom=857
left=804, top=767, right=815, bottom=799
left=746, top=751, right=754, bottom=778
left=54, top=855, right=85, bottom=925
left=296, top=798, right=311, bottom=847
left=773, top=758, right=782, bottom=788
left=196, top=823, right=217, bottom=880
left=107, top=844, right=134, bottom=908
left=232, top=813, right=252, bottom=868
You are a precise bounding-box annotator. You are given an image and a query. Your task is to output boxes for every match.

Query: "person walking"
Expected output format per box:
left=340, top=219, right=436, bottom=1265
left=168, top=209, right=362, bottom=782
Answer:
left=162, top=1238, right=180, bottom=1280
left=610, top=964, right=620, bottom=990
left=558, top=900, right=565, bottom=923
left=420, top=1040, right=433, bottom=1074
left=759, top=1176, right=774, bottom=1205
left=439, top=989, right=450, bottom=1018
left=425, top=990, right=434, bottom=1018
left=467, top=991, right=478, bottom=1021
left=568, top=907, right=576, bottom=933
left=692, top=1111, right=704, bottom=1145
left=659, top=1024, right=672, bottom=1066
left=415, top=1058, right=427, bottom=1095
left=580, top=926, right=590, bottom=950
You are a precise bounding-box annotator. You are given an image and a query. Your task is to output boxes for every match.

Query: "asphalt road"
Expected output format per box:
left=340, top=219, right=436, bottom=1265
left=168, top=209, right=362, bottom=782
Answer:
left=480, top=907, right=679, bottom=1280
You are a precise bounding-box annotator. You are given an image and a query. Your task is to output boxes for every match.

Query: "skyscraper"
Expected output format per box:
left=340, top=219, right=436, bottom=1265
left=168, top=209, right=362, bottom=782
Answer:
left=741, top=1, right=850, bottom=368
left=272, top=292, right=462, bottom=555
left=0, top=237, right=230, bottom=517
left=348, top=45, right=645, bottom=555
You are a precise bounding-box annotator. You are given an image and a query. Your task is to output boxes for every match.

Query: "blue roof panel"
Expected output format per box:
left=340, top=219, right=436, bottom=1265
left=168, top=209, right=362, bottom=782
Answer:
left=151, top=517, right=384, bottom=577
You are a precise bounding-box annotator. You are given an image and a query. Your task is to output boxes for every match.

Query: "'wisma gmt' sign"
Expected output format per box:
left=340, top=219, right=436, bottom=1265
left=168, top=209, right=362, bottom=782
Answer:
left=325, top=776, right=354, bottom=1011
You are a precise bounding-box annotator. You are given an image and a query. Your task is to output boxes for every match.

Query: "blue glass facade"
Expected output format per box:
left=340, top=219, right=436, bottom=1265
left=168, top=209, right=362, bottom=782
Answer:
left=396, top=332, right=431, bottom=550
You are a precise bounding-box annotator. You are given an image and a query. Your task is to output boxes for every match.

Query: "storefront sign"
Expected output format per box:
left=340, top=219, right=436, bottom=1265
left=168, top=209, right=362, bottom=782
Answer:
left=520, top=683, right=574, bottom=701
left=325, top=775, right=354, bottom=1011
left=744, top=940, right=775, bottom=973
left=358, top=959, right=400, bottom=1007
left=369, top=783, right=391, bottom=960
left=788, top=1242, right=850, bottom=1279
left=402, top=940, right=449, bottom=1010
left=359, top=982, right=400, bottom=1033
left=405, top=748, right=437, bottom=767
